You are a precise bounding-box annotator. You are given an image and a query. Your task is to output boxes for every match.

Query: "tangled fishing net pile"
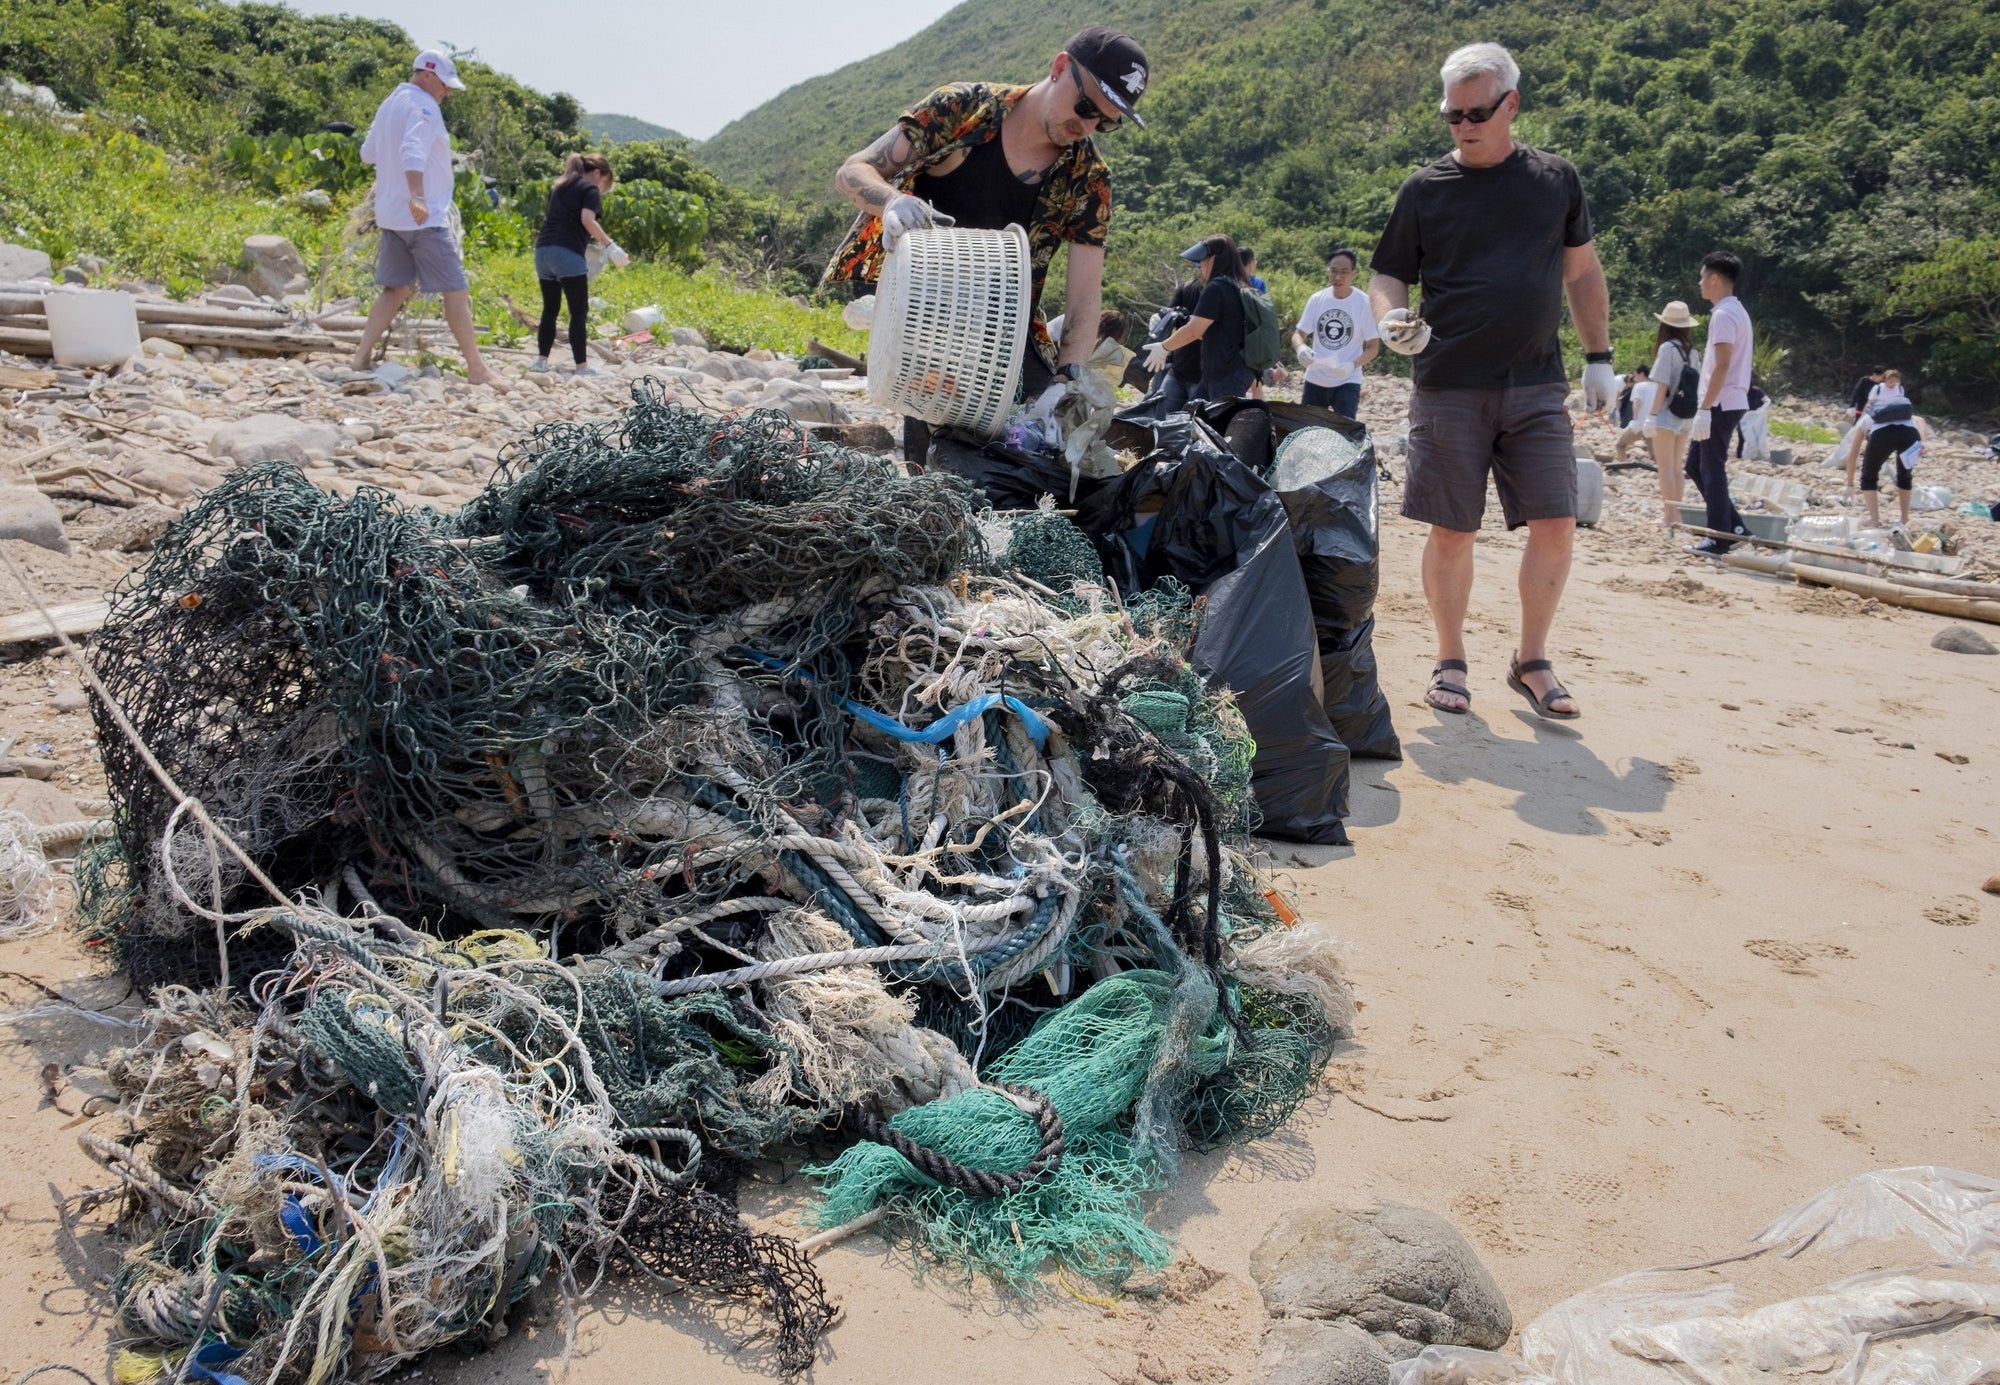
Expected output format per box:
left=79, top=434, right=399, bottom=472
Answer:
left=74, top=379, right=1352, bottom=1382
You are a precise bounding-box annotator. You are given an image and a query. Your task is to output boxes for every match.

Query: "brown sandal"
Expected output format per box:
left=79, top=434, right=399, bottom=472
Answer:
left=1426, top=659, right=1471, bottom=714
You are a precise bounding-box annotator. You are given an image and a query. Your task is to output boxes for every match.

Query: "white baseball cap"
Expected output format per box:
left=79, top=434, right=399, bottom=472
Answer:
left=413, top=50, right=466, bottom=91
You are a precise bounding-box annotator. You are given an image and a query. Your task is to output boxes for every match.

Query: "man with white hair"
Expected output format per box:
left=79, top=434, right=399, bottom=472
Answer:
left=350, top=49, right=495, bottom=386
left=1369, top=42, right=1613, bottom=720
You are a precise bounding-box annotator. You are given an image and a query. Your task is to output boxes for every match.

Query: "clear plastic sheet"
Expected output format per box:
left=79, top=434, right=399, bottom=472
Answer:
left=1386, top=1168, right=2000, bottom=1385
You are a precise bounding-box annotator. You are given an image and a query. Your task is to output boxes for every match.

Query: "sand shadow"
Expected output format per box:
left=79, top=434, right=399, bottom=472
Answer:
left=1403, top=713, right=1672, bottom=834
left=1342, top=757, right=1404, bottom=830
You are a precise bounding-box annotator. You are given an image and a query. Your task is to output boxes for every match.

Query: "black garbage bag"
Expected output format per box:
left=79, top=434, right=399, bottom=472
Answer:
left=926, top=428, right=1112, bottom=511
left=1198, top=400, right=1401, bottom=762
left=1078, top=410, right=1351, bottom=843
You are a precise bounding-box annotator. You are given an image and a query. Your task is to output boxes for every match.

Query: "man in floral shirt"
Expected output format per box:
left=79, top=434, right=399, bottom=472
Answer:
left=825, top=26, right=1149, bottom=463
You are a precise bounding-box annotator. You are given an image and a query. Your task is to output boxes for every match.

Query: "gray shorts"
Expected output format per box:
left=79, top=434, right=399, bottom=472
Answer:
left=1402, top=382, right=1576, bottom=531
left=375, top=226, right=468, bottom=293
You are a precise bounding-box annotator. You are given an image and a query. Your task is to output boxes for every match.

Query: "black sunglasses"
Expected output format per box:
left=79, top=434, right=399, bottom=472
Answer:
left=1441, top=94, right=1509, bottom=125
left=1067, top=63, right=1123, bottom=131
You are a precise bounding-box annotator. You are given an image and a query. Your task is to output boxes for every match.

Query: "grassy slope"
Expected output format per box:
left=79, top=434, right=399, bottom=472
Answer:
left=0, top=108, right=863, bottom=359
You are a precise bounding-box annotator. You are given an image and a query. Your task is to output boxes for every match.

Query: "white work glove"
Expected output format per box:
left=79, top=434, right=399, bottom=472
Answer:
left=1295, top=341, right=1316, bottom=364
left=1379, top=308, right=1431, bottom=355
left=1689, top=408, right=1712, bottom=442
left=606, top=242, right=631, bottom=269
left=1026, top=380, right=1068, bottom=423
left=1142, top=340, right=1171, bottom=374
left=1581, top=361, right=1618, bottom=414
left=881, top=195, right=953, bottom=246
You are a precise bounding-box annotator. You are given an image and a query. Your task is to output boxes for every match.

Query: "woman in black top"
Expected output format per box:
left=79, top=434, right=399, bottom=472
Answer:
left=534, top=154, right=626, bottom=374
left=1146, top=234, right=1252, bottom=401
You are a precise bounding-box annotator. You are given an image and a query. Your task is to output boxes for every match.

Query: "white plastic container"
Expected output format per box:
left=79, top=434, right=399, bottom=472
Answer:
left=1574, top=457, right=1603, bottom=526
left=620, top=305, right=663, bottom=334
left=42, top=288, right=141, bottom=367
left=1788, top=513, right=1853, bottom=546
left=868, top=224, right=1031, bottom=438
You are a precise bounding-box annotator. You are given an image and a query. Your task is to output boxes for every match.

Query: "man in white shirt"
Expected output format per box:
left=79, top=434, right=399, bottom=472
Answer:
left=1684, top=249, right=1751, bottom=555
left=350, top=50, right=495, bottom=386
left=1292, top=248, right=1380, bottom=418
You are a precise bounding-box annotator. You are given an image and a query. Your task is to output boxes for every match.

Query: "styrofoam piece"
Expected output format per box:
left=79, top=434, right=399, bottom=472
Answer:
left=868, top=224, right=1031, bottom=438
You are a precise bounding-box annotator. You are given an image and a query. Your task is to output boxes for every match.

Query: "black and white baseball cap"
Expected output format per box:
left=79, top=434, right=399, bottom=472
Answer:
left=1065, top=27, right=1150, bottom=128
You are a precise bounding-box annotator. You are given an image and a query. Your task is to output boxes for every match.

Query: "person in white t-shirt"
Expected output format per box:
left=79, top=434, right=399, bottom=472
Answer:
left=1684, top=250, right=1752, bottom=556
left=1611, top=367, right=1658, bottom=461
left=350, top=50, right=495, bottom=386
left=1292, top=249, right=1380, bottom=417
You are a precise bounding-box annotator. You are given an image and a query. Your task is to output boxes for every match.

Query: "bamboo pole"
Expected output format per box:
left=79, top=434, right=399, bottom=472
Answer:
left=1719, top=549, right=2000, bottom=625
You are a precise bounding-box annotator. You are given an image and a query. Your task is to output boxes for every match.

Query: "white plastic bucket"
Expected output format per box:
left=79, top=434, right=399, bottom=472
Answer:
left=43, top=288, right=142, bottom=367
left=868, top=224, right=1031, bottom=438
left=1574, top=457, right=1604, bottom=526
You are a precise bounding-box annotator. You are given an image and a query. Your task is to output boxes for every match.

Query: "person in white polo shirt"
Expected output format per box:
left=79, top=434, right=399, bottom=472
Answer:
left=350, top=50, right=495, bottom=386
left=1683, top=250, right=1751, bottom=556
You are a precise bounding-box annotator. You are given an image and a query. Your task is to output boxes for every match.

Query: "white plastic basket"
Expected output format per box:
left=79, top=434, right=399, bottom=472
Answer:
left=868, top=223, right=1031, bottom=438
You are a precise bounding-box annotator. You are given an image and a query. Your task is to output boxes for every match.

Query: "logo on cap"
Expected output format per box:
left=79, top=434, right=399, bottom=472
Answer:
left=1121, top=66, right=1147, bottom=96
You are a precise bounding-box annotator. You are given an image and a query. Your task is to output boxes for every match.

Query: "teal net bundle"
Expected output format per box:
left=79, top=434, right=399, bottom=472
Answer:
left=75, top=384, right=1356, bottom=1381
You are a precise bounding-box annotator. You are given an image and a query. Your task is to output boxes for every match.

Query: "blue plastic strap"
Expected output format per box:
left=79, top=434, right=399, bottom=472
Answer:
left=737, top=648, right=1049, bottom=750
left=280, top=1193, right=324, bottom=1256
left=187, top=1341, right=250, bottom=1385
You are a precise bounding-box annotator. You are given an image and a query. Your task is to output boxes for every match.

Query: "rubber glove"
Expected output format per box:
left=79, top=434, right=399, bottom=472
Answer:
left=1689, top=408, right=1712, bottom=442
left=606, top=242, right=631, bottom=269
left=1142, top=340, right=1171, bottom=374
left=881, top=195, right=953, bottom=246
left=1026, top=380, right=1068, bottom=424
left=1379, top=308, right=1431, bottom=355
left=1295, top=340, right=1316, bottom=364
left=1582, top=360, right=1618, bottom=414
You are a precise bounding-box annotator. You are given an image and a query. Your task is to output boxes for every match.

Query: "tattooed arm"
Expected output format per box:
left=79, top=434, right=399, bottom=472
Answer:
left=835, top=126, right=923, bottom=215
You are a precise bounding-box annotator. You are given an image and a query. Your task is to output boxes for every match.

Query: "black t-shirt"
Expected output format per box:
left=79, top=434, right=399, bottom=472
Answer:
left=1850, top=375, right=1879, bottom=412
left=537, top=179, right=604, bottom=256
left=916, top=132, right=1040, bottom=233
left=1371, top=145, right=1593, bottom=390
left=1194, top=275, right=1248, bottom=393
left=1168, top=279, right=1204, bottom=382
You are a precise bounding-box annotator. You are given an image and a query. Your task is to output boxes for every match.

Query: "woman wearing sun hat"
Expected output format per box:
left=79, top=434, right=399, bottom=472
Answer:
left=1648, top=300, right=1702, bottom=528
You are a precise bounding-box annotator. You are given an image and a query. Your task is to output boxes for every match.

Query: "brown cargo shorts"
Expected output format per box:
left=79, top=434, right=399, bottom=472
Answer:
left=1401, top=382, right=1576, bottom=531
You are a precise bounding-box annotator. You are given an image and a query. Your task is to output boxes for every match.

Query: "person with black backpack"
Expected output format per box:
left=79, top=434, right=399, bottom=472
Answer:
left=1646, top=301, right=1703, bottom=528
left=1142, top=235, right=1258, bottom=401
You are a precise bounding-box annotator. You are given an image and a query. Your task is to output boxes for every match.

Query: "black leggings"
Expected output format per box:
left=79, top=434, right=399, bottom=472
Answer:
left=538, top=275, right=589, bottom=364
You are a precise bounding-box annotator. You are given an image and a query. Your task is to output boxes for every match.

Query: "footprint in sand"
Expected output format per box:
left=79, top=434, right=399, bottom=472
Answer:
left=1821, top=1112, right=1869, bottom=1144
left=1925, top=898, right=1982, bottom=927
left=1744, top=939, right=1855, bottom=976
left=1613, top=816, right=1671, bottom=845
left=1488, top=888, right=1534, bottom=912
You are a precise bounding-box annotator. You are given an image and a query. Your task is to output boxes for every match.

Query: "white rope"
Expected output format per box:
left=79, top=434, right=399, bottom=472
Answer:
left=652, top=935, right=1011, bottom=997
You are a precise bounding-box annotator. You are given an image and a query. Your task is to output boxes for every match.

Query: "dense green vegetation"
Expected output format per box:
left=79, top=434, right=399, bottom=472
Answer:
left=698, top=0, right=2000, bottom=407
left=584, top=112, right=684, bottom=145
left=2, top=0, right=1992, bottom=405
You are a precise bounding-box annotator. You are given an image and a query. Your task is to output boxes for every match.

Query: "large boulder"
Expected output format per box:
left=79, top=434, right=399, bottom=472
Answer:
left=1256, top=1319, right=1394, bottom=1385
left=0, top=241, right=54, bottom=282
left=0, top=487, right=71, bottom=554
left=209, top=414, right=345, bottom=468
left=0, top=777, right=84, bottom=828
left=1253, top=1203, right=1511, bottom=1363
left=240, top=234, right=309, bottom=297
left=760, top=377, right=840, bottom=424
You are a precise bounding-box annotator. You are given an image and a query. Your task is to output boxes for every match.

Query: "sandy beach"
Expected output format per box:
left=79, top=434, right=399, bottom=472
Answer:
left=0, top=377, right=1995, bottom=1383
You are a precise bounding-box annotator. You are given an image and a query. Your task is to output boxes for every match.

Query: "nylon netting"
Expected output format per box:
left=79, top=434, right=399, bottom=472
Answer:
left=74, top=385, right=1354, bottom=1382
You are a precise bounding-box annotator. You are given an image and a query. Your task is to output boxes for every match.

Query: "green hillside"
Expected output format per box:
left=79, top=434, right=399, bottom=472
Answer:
left=585, top=112, right=685, bottom=144
left=697, top=0, right=2000, bottom=405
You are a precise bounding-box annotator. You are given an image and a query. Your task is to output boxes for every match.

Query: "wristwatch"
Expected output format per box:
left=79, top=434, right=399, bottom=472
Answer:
left=1055, top=363, right=1081, bottom=382
left=1583, top=350, right=1614, bottom=365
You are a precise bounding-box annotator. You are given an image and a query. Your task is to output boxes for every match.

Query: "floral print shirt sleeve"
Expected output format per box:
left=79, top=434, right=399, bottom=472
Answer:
left=821, top=82, right=1112, bottom=359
